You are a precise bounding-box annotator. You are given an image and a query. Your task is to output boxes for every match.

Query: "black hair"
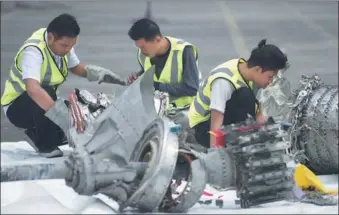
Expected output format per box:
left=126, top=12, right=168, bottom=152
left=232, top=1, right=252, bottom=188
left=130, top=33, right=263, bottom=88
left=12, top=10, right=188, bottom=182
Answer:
left=247, top=39, right=289, bottom=72
left=47, top=13, right=80, bottom=39
left=128, top=18, right=162, bottom=41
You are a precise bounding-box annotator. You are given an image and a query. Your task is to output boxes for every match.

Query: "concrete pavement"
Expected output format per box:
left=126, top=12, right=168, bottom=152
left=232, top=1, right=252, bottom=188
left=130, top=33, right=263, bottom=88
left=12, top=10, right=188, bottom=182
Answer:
left=1, top=0, right=338, bottom=142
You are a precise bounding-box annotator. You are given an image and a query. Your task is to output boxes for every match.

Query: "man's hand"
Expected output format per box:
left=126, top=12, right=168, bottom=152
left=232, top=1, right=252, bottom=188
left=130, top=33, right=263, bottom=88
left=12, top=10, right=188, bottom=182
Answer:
left=127, top=72, right=139, bottom=85
left=256, top=104, right=267, bottom=124
left=25, top=79, right=55, bottom=111
left=85, top=64, right=126, bottom=86
left=44, top=99, right=70, bottom=133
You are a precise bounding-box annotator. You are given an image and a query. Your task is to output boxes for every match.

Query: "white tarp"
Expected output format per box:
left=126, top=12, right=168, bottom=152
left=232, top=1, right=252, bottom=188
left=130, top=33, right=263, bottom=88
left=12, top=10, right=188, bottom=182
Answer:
left=1, top=141, right=338, bottom=214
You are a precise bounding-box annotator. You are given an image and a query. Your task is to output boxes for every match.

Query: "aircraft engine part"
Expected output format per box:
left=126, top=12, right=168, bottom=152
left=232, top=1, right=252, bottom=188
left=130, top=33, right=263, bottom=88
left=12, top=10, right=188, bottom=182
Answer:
left=126, top=92, right=206, bottom=213
left=68, top=66, right=159, bottom=156
left=64, top=67, right=204, bottom=213
left=166, top=108, right=197, bottom=144
left=154, top=91, right=197, bottom=144
left=64, top=145, right=148, bottom=203
left=66, top=66, right=193, bottom=212
left=156, top=145, right=207, bottom=213
left=197, top=118, right=295, bottom=208
left=56, top=67, right=166, bottom=207
left=1, top=69, right=155, bottom=186
left=121, top=118, right=179, bottom=212
left=197, top=147, right=235, bottom=189
left=144, top=92, right=207, bottom=212
left=229, top=120, right=295, bottom=208
left=257, top=71, right=295, bottom=122
left=43, top=66, right=178, bottom=211
left=258, top=73, right=338, bottom=175
left=289, top=74, right=338, bottom=175
left=66, top=88, right=112, bottom=147
left=1, top=158, right=68, bottom=182
left=154, top=90, right=169, bottom=117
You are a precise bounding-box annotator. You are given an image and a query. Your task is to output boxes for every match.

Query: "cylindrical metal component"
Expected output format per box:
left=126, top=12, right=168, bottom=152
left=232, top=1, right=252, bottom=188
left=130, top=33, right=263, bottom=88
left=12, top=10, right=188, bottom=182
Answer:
left=158, top=151, right=207, bottom=213
left=299, top=85, right=338, bottom=174
left=258, top=73, right=338, bottom=175
left=199, top=148, right=236, bottom=188
left=125, top=118, right=179, bottom=212
left=0, top=157, right=148, bottom=184
left=1, top=161, right=68, bottom=182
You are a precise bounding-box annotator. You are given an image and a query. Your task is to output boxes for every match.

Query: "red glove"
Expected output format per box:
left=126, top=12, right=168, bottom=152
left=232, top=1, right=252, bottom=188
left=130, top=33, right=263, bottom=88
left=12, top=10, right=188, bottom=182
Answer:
left=127, top=72, right=139, bottom=85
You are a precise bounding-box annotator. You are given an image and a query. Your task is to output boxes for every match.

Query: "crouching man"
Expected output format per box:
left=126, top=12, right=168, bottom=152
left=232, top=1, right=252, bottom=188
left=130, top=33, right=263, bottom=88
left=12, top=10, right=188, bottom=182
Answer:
left=1, top=13, right=126, bottom=158
left=188, top=39, right=289, bottom=148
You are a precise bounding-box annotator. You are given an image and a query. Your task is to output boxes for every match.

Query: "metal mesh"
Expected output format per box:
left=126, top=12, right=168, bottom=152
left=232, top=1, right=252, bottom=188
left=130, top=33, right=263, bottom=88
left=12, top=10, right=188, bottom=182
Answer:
left=257, top=72, right=295, bottom=122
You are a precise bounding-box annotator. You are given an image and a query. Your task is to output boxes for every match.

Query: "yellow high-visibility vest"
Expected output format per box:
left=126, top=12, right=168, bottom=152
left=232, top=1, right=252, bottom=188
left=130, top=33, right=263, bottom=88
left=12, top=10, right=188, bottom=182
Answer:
left=1, top=28, right=69, bottom=106
left=188, top=58, right=258, bottom=128
left=137, top=36, right=201, bottom=108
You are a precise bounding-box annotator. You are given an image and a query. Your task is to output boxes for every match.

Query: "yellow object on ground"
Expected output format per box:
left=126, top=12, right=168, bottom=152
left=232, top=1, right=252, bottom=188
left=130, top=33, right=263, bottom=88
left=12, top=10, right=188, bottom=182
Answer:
left=294, top=164, right=338, bottom=195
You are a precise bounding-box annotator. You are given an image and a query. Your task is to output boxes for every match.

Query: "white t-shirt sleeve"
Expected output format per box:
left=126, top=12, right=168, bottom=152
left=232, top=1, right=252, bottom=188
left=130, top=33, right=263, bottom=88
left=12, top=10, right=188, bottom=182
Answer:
left=21, top=46, right=43, bottom=82
left=67, top=48, right=80, bottom=69
left=210, top=78, right=235, bottom=113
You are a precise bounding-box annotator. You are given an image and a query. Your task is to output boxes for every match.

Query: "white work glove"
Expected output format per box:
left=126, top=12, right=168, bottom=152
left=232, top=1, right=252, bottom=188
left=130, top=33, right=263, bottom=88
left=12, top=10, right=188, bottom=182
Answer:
left=85, top=64, right=126, bottom=86
left=45, top=99, right=70, bottom=133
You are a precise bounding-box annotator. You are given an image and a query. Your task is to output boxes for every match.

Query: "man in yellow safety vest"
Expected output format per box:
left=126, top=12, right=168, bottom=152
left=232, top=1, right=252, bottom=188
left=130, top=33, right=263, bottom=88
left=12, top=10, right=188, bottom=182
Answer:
left=1, top=13, right=126, bottom=158
left=126, top=18, right=201, bottom=109
left=188, top=39, right=289, bottom=148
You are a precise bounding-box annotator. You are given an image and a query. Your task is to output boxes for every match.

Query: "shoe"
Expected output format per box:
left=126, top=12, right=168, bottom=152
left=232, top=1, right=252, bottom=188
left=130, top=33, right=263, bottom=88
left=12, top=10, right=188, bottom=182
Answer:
left=24, top=129, right=64, bottom=158
left=61, top=135, right=68, bottom=145
left=24, top=129, right=39, bottom=151
left=57, top=129, right=69, bottom=146
left=38, top=147, right=63, bottom=158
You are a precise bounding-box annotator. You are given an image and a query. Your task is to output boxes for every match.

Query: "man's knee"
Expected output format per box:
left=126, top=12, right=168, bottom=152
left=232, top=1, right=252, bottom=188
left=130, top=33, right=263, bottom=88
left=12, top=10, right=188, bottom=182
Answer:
left=6, top=93, right=35, bottom=128
left=194, top=121, right=210, bottom=148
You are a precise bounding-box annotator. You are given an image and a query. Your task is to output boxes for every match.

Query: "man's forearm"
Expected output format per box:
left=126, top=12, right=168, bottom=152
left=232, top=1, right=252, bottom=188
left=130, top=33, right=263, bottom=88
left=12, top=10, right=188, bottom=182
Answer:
left=256, top=104, right=266, bottom=123
left=209, top=109, right=224, bottom=147
left=27, top=87, right=55, bottom=111
left=70, top=63, right=87, bottom=77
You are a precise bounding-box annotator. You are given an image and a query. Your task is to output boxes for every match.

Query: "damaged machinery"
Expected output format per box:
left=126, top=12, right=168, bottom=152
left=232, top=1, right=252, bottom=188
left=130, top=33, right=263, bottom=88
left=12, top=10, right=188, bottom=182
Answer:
left=258, top=73, right=338, bottom=175
left=63, top=82, right=297, bottom=212
left=196, top=118, right=295, bottom=209
left=1, top=68, right=336, bottom=212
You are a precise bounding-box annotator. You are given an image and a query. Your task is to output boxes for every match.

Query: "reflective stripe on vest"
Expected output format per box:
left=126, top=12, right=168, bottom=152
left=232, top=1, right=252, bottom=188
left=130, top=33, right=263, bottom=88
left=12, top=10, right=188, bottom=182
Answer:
left=193, top=67, right=250, bottom=117
left=138, top=49, right=182, bottom=84
left=137, top=36, right=201, bottom=108
left=1, top=28, right=69, bottom=106
left=188, top=59, right=258, bottom=128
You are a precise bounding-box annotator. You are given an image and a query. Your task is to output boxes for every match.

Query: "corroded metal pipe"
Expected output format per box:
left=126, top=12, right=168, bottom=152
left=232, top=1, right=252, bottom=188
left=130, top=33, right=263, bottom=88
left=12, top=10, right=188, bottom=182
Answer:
left=1, top=159, right=148, bottom=183
left=1, top=160, right=67, bottom=182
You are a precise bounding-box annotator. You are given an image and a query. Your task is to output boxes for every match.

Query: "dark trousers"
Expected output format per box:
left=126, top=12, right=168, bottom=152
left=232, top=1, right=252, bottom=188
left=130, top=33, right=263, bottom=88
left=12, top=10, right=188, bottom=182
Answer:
left=194, top=87, right=257, bottom=148
left=6, top=87, right=66, bottom=151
